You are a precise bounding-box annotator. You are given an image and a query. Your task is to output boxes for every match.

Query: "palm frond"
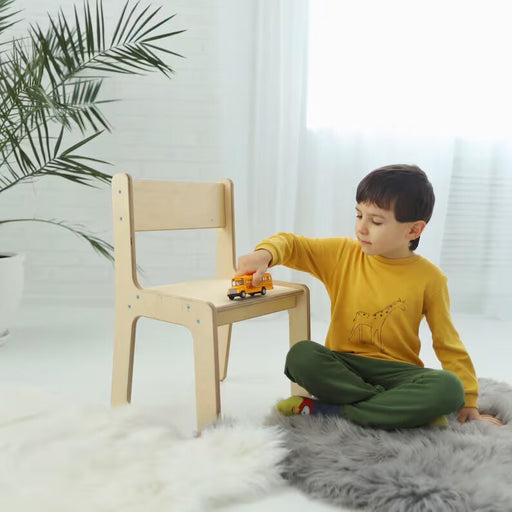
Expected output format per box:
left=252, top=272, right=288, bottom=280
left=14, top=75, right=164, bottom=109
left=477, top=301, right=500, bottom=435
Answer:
left=58, top=78, right=113, bottom=132
left=0, top=129, right=111, bottom=193
left=81, top=1, right=184, bottom=76
left=0, top=218, right=114, bottom=262
left=1, top=1, right=184, bottom=138
left=0, top=0, right=20, bottom=37
left=27, top=1, right=184, bottom=85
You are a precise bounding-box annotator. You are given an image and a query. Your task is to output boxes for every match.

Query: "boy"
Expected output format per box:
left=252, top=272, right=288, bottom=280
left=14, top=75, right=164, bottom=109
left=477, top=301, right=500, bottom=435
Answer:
left=236, top=164, right=503, bottom=429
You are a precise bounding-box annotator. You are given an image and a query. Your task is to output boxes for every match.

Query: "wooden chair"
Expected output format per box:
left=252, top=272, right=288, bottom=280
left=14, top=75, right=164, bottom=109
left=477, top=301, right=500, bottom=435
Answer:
left=111, top=173, right=310, bottom=433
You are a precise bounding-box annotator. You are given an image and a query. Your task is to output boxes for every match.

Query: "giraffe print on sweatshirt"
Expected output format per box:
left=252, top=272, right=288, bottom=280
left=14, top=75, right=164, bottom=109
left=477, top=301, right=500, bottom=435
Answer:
left=349, top=298, right=406, bottom=349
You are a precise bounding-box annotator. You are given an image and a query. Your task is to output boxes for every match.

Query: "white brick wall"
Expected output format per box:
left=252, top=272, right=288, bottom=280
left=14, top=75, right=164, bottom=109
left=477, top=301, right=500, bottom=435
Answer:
left=1, top=0, right=255, bottom=305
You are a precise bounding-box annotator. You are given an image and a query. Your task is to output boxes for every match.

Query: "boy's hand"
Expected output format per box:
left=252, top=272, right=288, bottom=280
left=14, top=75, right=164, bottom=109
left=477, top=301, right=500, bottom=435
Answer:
left=236, top=249, right=272, bottom=287
left=458, top=407, right=504, bottom=426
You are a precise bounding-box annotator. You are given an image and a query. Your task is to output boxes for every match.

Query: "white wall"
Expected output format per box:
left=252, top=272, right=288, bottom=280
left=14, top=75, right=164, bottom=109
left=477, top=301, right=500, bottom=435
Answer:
left=0, top=0, right=256, bottom=305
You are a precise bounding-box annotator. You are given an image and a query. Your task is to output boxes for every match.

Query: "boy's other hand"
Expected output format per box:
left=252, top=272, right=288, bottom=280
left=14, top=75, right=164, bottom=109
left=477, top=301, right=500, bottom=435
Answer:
left=458, top=406, right=504, bottom=426
left=236, top=249, right=272, bottom=286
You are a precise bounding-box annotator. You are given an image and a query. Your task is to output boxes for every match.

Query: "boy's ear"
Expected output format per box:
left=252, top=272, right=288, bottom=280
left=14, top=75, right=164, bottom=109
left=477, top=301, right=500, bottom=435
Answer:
left=408, top=220, right=427, bottom=240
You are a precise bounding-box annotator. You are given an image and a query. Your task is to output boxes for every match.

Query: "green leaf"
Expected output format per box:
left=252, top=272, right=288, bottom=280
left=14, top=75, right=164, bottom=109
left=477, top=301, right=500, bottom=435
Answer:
left=116, top=0, right=141, bottom=46
left=73, top=4, right=85, bottom=60
left=60, top=129, right=104, bottom=156
left=126, top=3, right=153, bottom=42
left=0, top=0, right=21, bottom=36
left=0, top=218, right=114, bottom=263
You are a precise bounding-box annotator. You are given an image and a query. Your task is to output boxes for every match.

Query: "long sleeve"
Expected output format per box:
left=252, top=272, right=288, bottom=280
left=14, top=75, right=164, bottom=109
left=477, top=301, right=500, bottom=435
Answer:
left=425, top=274, right=479, bottom=408
left=255, top=232, right=347, bottom=283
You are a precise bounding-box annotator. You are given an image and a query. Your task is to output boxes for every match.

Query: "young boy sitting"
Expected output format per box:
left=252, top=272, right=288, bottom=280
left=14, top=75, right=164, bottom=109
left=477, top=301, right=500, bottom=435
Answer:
left=236, top=164, right=503, bottom=429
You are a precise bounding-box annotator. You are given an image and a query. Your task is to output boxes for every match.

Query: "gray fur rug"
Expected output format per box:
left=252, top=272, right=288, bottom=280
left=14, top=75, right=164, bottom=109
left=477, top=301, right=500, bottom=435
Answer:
left=267, top=378, right=512, bottom=512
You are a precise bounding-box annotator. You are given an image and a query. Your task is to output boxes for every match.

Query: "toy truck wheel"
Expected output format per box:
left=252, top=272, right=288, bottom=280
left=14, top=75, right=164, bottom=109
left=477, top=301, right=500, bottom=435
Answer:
left=228, top=295, right=235, bottom=300
left=241, top=291, right=246, bottom=298
left=261, top=287, right=266, bottom=295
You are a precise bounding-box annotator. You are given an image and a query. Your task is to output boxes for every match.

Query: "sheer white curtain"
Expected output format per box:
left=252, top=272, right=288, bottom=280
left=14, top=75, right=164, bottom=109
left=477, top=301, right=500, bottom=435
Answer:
left=246, top=0, right=512, bottom=321
left=248, top=0, right=309, bottom=239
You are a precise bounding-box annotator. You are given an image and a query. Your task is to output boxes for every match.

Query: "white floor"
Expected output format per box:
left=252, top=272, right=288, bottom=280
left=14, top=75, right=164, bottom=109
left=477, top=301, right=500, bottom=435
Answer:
left=2, top=298, right=511, bottom=512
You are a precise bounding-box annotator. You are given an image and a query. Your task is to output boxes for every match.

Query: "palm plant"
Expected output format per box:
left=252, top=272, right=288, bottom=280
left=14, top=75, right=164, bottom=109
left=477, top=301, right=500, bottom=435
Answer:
left=0, top=0, right=184, bottom=261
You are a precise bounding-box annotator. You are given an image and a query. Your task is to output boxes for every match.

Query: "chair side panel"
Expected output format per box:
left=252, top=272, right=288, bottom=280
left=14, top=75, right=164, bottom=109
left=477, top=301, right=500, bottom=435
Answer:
left=132, top=180, right=226, bottom=231
left=216, top=179, right=236, bottom=278
left=112, top=173, right=139, bottom=289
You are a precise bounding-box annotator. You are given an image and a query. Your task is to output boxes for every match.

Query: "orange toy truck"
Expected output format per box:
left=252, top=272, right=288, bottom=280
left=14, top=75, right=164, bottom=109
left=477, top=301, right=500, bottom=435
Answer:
left=227, top=273, right=273, bottom=300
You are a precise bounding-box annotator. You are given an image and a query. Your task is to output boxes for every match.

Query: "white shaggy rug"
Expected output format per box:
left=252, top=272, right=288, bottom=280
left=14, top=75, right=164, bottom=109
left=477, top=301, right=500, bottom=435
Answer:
left=0, top=385, right=287, bottom=512
left=268, top=378, right=512, bottom=512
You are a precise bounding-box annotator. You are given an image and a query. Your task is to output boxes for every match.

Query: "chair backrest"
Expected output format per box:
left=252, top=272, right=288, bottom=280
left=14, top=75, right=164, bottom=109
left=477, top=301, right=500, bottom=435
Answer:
left=112, top=173, right=236, bottom=288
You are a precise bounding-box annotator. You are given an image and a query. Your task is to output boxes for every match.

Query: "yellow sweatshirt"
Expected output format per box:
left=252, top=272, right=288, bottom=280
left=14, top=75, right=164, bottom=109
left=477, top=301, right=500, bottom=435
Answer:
left=256, top=233, right=479, bottom=408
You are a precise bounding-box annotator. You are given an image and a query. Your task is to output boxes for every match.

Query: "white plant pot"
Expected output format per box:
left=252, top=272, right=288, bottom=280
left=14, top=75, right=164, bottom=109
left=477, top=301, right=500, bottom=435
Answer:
left=0, top=252, right=25, bottom=345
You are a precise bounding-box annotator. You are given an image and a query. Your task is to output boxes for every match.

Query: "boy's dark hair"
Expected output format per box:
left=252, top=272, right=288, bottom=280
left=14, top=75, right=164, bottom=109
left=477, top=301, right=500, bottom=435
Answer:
left=356, top=164, right=435, bottom=251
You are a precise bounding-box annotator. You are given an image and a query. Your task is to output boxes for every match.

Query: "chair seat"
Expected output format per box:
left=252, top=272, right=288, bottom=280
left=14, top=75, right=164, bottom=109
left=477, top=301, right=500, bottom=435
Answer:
left=148, top=279, right=302, bottom=315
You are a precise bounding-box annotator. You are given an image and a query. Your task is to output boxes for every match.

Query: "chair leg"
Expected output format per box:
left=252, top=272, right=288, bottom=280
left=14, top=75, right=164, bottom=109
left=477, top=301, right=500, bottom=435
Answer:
left=288, top=289, right=311, bottom=397
left=191, top=313, right=221, bottom=434
left=111, top=308, right=138, bottom=406
left=218, top=324, right=232, bottom=382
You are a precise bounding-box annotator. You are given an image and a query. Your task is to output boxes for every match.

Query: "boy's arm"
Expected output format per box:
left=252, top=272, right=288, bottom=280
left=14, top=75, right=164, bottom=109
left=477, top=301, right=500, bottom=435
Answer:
left=425, top=275, right=479, bottom=408
left=426, top=273, right=504, bottom=425
left=252, top=232, right=345, bottom=282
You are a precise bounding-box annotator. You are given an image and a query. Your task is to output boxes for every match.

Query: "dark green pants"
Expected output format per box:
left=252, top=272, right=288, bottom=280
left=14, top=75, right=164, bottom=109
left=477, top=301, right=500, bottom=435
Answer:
left=285, top=340, right=466, bottom=429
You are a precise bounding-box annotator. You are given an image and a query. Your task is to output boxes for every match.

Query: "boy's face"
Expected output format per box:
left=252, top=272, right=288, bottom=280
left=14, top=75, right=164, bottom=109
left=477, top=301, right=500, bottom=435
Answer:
left=355, top=202, right=424, bottom=259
